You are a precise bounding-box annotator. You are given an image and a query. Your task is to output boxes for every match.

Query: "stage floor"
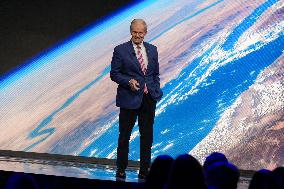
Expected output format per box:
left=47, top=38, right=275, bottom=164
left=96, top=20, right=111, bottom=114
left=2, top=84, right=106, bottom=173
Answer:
left=0, top=151, right=251, bottom=189
left=0, top=156, right=140, bottom=182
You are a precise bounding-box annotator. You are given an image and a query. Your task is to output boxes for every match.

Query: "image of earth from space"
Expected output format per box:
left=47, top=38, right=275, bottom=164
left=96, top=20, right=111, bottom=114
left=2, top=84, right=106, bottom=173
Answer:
left=0, top=0, right=283, bottom=171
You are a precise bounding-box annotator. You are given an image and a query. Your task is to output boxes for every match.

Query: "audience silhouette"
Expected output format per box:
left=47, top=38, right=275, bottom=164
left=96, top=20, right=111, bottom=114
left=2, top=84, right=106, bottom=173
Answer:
left=165, top=154, right=207, bottom=189
left=144, top=155, right=174, bottom=189
left=203, top=152, right=239, bottom=189
left=203, top=152, right=228, bottom=173
left=248, top=169, right=275, bottom=189
left=206, top=161, right=240, bottom=189
left=272, top=167, right=284, bottom=189
left=5, top=173, right=40, bottom=189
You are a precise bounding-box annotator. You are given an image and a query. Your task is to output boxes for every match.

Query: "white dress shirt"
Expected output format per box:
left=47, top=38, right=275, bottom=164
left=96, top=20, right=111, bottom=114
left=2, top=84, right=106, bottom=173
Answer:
left=132, top=41, right=148, bottom=69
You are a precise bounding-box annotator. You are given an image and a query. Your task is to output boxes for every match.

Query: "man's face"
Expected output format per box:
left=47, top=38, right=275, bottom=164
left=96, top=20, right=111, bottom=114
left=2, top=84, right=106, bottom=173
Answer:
left=131, top=22, right=147, bottom=45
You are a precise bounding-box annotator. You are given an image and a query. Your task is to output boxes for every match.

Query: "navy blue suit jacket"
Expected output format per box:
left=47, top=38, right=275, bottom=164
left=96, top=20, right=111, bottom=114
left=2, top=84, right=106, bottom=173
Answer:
left=110, top=41, right=163, bottom=109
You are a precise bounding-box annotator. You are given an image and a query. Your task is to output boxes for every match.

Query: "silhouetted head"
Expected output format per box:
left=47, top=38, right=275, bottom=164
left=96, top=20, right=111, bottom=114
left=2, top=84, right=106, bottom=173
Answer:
left=272, top=167, right=284, bottom=189
left=206, top=162, right=239, bottom=189
left=203, top=152, right=228, bottom=173
left=248, top=169, right=275, bottom=189
left=5, top=173, right=40, bottom=189
left=145, top=155, right=174, bottom=189
left=166, top=154, right=207, bottom=189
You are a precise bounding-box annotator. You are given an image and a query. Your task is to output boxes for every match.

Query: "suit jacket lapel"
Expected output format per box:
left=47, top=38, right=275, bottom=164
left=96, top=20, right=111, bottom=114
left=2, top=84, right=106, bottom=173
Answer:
left=143, top=42, right=152, bottom=75
left=127, top=41, right=144, bottom=75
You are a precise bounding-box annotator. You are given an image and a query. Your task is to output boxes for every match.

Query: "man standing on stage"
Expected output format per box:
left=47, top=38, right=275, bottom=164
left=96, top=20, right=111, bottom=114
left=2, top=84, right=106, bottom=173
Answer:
left=110, top=19, right=163, bottom=180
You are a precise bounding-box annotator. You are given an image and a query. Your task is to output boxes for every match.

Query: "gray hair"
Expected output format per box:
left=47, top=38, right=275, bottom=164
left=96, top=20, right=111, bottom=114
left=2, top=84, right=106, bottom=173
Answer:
left=130, top=19, right=147, bottom=32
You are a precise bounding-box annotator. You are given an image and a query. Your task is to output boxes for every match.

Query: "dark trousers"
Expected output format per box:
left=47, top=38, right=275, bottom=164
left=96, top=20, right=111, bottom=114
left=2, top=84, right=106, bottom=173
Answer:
left=116, top=93, right=156, bottom=173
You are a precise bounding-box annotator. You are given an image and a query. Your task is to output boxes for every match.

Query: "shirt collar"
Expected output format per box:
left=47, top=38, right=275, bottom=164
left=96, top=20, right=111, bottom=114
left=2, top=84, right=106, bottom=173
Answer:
left=131, top=41, right=144, bottom=49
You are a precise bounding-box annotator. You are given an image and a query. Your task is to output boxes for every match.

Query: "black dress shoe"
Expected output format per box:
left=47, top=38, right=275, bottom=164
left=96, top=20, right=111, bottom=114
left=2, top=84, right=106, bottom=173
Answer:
left=116, top=170, right=126, bottom=179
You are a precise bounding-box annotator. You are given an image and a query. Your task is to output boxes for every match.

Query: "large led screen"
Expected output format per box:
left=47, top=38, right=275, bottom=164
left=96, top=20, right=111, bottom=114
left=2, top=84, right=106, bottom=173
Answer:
left=0, top=0, right=283, bottom=171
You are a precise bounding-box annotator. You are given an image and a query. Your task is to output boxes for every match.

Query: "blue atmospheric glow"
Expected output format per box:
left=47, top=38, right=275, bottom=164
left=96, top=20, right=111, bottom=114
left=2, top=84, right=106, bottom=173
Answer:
left=0, top=0, right=156, bottom=90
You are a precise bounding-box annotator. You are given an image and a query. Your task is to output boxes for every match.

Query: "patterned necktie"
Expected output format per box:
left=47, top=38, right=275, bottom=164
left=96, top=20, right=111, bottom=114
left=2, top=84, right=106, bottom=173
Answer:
left=137, top=45, right=148, bottom=94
